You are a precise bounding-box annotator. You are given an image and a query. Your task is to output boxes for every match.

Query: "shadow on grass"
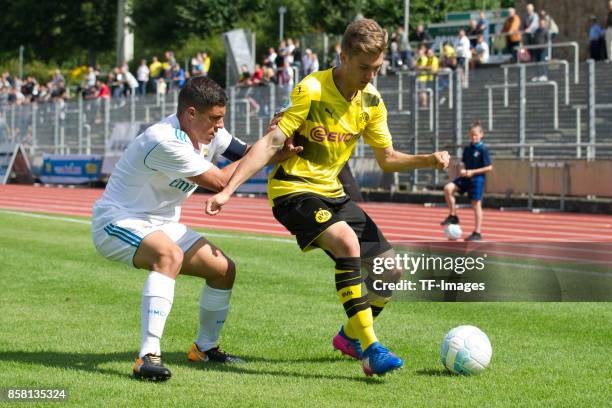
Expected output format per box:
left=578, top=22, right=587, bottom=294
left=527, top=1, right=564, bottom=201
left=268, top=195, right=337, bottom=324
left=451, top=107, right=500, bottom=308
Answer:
left=415, top=368, right=455, bottom=377
left=0, top=351, right=384, bottom=384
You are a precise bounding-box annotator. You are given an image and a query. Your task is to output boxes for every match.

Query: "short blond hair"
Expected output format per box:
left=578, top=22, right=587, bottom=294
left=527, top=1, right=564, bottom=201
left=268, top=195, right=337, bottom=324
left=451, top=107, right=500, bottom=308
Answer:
left=341, top=18, right=388, bottom=57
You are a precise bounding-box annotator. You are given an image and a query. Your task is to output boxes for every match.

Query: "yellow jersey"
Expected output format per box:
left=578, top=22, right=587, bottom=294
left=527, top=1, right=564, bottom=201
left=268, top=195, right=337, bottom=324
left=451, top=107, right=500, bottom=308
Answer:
left=272, top=68, right=392, bottom=206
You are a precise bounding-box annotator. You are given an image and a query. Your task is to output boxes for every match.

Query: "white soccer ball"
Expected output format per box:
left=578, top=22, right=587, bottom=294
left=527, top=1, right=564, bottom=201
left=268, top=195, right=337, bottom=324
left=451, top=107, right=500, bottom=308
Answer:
left=444, top=224, right=463, bottom=240
left=440, top=325, right=492, bottom=375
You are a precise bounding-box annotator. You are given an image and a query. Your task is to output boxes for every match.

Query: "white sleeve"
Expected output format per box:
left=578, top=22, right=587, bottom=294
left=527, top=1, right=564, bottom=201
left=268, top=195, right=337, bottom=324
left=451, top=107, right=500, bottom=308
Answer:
left=212, top=128, right=233, bottom=155
left=145, top=139, right=211, bottom=179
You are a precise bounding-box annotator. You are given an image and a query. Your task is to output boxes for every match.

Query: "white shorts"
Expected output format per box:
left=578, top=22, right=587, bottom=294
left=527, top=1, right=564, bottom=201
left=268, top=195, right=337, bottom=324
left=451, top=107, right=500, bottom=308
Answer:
left=92, top=216, right=202, bottom=268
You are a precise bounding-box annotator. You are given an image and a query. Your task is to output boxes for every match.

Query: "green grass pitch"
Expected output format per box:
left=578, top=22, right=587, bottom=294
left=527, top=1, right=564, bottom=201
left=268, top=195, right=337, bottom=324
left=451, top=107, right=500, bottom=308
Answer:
left=0, top=211, right=610, bottom=407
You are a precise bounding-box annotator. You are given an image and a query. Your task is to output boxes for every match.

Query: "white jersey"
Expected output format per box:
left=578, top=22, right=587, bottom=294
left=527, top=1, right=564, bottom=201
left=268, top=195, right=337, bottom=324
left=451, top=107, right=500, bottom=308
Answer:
left=94, top=114, right=215, bottom=225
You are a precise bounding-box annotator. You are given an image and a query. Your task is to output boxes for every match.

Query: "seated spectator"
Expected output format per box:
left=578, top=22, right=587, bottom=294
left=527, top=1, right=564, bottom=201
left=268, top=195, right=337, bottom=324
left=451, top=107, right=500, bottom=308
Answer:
left=441, top=42, right=457, bottom=70
left=470, top=34, right=490, bottom=69
left=238, top=64, right=252, bottom=86
left=251, top=64, right=264, bottom=85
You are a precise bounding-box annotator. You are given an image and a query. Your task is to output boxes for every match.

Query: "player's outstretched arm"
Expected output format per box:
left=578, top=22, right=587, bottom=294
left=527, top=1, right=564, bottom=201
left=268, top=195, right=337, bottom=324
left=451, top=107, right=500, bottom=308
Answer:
left=205, top=127, right=287, bottom=215
left=187, top=160, right=242, bottom=193
left=372, top=145, right=450, bottom=172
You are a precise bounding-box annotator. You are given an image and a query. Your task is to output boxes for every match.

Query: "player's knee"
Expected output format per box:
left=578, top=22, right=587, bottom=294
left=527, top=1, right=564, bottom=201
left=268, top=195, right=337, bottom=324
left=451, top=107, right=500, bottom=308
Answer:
left=332, top=236, right=360, bottom=258
left=221, top=258, right=236, bottom=285
left=155, top=245, right=184, bottom=276
left=444, top=183, right=454, bottom=193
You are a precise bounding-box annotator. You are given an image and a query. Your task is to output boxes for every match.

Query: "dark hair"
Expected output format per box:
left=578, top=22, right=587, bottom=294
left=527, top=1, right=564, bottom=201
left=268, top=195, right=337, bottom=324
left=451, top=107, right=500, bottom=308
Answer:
left=177, top=76, right=227, bottom=114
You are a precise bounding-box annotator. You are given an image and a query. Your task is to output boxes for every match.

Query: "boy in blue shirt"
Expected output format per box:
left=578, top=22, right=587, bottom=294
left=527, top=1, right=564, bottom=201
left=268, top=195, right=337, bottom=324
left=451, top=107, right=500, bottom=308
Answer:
left=441, top=122, right=493, bottom=241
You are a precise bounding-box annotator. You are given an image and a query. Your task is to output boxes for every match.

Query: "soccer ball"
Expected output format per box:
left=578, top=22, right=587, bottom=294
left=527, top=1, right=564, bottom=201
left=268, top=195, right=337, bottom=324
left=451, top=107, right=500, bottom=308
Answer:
left=440, top=325, right=492, bottom=375
left=444, top=224, right=463, bottom=240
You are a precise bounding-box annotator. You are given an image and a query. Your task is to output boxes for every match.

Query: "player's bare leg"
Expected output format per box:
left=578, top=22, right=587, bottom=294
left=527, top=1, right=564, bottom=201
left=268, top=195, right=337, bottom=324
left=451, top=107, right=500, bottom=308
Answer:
left=466, top=200, right=483, bottom=241
left=181, top=239, right=243, bottom=363
left=441, top=183, right=460, bottom=225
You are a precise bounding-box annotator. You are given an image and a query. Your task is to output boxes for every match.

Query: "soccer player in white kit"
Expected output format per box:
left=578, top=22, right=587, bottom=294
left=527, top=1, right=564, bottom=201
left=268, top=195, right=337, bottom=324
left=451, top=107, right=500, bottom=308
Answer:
left=92, top=77, right=263, bottom=381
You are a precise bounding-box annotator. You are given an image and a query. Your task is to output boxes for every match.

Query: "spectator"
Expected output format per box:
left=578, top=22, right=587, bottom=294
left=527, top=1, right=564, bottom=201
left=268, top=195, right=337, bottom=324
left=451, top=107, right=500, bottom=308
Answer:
left=531, top=18, right=549, bottom=81
left=251, top=64, right=263, bottom=84
left=523, top=3, right=539, bottom=48
left=267, top=47, right=278, bottom=70
left=86, top=66, right=97, bottom=90
left=292, top=39, right=302, bottom=70
left=441, top=41, right=457, bottom=70
left=156, top=77, right=167, bottom=97
left=470, top=34, right=490, bottom=69
left=302, top=48, right=313, bottom=75
left=590, top=16, right=605, bottom=60
left=502, top=8, right=522, bottom=62
left=606, top=0, right=612, bottom=61
left=467, top=19, right=480, bottom=49
left=238, top=64, right=252, bottom=85
left=539, top=10, right=559, bottom=41
left=191, top=53, right=203, bottom=76
left=398, top=26, right=413, bottom=70
left=331, top=43, right=342, bottom=67
left=389, top=31, right=401, bottom=69
left=455, top=29, right=471, bottom=85
left=137, top=59, right=150, bottom=95
left=201, top=52, right=211, bottom=77
left=310, top=53, right=320, bottom=73
left=0, top=111, right=10, bottom=144
left=286, top=38, right=296, bottom=65
left=94, top=79, right=110, bottom=123
left=416, top=45, right=438, bottom=107
left=149, top=56, right=163, bottom=94
left=123, top=66, right=139, bottom=96
left=171, top=63, right=186, bottom=89
left=51, top=69, right=64, bottom=89
left=414, top=23, right=432, bottom=47
left=477, top=11, right=490, bottom=45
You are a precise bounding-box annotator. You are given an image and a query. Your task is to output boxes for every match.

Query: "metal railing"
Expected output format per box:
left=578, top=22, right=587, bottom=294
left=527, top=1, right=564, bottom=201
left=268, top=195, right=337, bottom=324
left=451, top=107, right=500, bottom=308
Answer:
left=486, top=80, right=559, bottom=131
left=515, top=42, right=579, bottom=84
left=502, top=60, right=570, bottom=106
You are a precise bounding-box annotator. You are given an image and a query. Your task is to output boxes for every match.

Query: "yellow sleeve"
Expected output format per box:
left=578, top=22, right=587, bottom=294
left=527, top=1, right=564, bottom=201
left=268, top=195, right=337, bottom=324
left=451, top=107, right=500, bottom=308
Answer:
left=277, top=80, right=313, bottom=138
left=363, top=98, right=392, bottom=149
left=432, top=57, right=439, bottom=72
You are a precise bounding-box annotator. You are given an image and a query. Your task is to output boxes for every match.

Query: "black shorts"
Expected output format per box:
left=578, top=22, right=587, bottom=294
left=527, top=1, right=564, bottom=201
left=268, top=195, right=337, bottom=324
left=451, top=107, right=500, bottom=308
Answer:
left=272, top=193, right=392, bottom=259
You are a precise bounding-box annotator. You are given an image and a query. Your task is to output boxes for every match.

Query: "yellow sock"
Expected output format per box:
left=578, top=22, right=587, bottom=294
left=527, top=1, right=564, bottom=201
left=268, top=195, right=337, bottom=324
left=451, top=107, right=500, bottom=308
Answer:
left=335, top=257, right=377, bottom=349
left=344, top=297, right=387, bottom=340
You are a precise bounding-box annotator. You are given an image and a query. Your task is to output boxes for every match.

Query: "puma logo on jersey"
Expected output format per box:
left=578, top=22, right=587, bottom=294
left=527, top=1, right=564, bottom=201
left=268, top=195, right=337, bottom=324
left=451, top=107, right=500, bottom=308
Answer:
left=325, top=107, right=334, bottom=118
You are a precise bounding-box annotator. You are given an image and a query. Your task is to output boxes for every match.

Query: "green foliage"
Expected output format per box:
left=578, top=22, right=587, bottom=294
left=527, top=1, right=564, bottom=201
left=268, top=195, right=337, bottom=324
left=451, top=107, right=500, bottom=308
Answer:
left=0, top=0, right=517, bottom=84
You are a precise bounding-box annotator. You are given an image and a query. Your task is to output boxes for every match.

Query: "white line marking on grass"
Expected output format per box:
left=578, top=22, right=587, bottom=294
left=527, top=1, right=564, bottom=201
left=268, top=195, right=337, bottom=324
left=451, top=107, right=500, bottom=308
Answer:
left=2, top=209, right=610, bottom=276
left=0, top=209, right=295, bottom=244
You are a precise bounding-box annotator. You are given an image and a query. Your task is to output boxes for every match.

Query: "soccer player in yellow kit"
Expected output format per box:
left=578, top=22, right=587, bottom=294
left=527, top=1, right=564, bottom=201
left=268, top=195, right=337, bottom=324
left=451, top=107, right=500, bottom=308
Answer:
left=206, top=19, right=450, bottom=376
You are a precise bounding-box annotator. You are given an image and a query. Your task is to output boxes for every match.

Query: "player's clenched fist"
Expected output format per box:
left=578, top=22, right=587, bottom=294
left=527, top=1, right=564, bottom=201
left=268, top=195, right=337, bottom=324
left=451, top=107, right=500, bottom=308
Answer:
left=205, top=191, right=231, bottom=215
left=431, top=151, right=450, bottom=169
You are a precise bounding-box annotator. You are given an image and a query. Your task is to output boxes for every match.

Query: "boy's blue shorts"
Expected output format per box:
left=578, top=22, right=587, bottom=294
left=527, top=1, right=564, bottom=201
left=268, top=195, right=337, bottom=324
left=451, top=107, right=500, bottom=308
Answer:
left=452, top=176, right=485, bottom=201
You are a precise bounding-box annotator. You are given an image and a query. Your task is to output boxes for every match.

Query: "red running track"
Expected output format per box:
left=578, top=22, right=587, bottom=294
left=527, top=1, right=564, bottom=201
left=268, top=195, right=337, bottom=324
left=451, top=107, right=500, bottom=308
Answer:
left=1, top=184, right=611, bottom=264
